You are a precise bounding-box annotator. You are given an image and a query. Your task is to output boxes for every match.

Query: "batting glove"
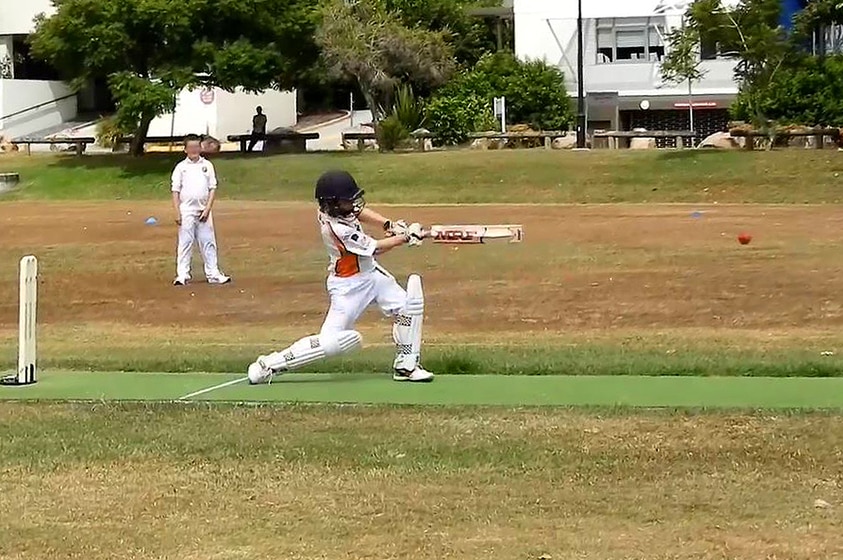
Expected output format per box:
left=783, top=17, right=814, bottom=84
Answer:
left=407, top=222, right=425, bottom=246
left=385, top=219, right=409, bottom=237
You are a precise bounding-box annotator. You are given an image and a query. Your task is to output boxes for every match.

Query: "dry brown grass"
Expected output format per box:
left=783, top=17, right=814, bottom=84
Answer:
left=1, top=404, right=841, bottom=559
left=2, top=202, right=843, bottom=374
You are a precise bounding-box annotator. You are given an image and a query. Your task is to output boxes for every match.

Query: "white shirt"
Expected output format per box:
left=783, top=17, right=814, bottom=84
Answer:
left=318, top=211, right=378, bottom=278
left=171, top=156, right=217, bottom=215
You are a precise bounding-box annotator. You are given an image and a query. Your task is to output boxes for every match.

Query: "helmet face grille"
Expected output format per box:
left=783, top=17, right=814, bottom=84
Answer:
left=352, top=194, right=366, bottom=215
left=319, top=193, right=366, bottom=219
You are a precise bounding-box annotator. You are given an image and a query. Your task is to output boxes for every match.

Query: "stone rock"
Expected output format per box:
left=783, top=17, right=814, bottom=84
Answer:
left=628, top=128, right=655, bottom=150
left=552, top=134, right=577, bottom=150
left=698, top=131, right=741, bottom=150
left=470, top=138, right=489, bottom=150
left=342, top=138, right=379, bottom=151
left=508, top=123, right=533, bottom=133
left=264, top=127, right=308, bottom=154
left=505, top=124, right=542, bottom=149
left=0, top=131, right=18, bottom=153
left=630, top=137, right=656, bottom=149
left=200, top=135, right=221, bottom=154
left=470, top=132, right=506, bottom=150
left=47, top=137, right=84, bottom=153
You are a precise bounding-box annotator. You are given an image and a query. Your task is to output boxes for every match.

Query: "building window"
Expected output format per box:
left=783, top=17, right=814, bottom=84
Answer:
left=596, top=17, right=665, bottom=63
left=12, top=35, right=60, bottom=81
left=700, top=33, right=740, bottom=60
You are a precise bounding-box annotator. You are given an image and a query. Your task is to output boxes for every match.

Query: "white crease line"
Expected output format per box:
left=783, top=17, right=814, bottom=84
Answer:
left=178, top=376, right=249, bottom=401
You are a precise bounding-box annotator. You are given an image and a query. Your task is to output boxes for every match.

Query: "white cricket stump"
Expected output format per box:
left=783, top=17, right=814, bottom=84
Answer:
left=2, top=255, right=38, bottom=386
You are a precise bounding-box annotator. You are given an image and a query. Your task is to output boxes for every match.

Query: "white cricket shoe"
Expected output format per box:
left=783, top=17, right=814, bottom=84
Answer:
left=208, top=274, right=231, bottom=284
left=393, top=366, right=434, bottom=383
left=248, top=358, right=276, bottom=385
left=173, top=277, right=189, bottom=286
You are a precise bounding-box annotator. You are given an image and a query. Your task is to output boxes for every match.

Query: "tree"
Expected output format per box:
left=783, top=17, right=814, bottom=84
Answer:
left=316, top=0, right=456, bottom=122
left=682, top=0, right=790, bottom=127
left=384, top=0, right=504, bottom=65
left=30, top=0, right=319, bottom=156
left=661, top=20, right=707, bottom=135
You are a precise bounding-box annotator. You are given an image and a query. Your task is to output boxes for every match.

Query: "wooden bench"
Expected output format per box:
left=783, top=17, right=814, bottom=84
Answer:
left=118, top=135, right=192, bottom=144
left=593, top=130, right=697, bottom=150
left=12, top=136, right=96, bottom=156
left=342, top=130, right=437, bottom=152
left=343, top=131, right=378, bottom=151
left=467, top=131, right=566, bottom=149
left=227, top=132, right=319, bottom=153
left=729, top=127, right=841, bottom=150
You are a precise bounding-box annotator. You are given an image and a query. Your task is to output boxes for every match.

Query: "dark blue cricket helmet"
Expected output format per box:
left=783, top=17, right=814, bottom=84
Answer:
left=315, top=170, right=366, bottom=218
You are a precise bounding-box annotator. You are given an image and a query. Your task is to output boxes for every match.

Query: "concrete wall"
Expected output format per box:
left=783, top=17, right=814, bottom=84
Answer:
left=148, top=86, right=218, bottom=138
left=148, top=86, right=297, bottom=140
left=0, top=0, right=55, bottom=35
left=0, top=79, right=76, bottom=137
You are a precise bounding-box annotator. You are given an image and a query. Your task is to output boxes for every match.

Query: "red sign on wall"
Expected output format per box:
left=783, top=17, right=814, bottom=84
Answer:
left=199, top=88, right=215, bottom=105
left=673, top=101, right=718, bottom=109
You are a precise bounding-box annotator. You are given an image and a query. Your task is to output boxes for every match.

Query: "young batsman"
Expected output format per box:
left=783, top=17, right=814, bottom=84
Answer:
left=248, top=169, right=433, bottom=384
left=171, top=134, right=231, bottom=286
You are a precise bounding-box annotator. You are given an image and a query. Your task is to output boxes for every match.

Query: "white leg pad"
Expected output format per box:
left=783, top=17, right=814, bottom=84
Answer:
left=260, top=330, right=362, bottom=372
left=393, top=274, right=424, bottom=372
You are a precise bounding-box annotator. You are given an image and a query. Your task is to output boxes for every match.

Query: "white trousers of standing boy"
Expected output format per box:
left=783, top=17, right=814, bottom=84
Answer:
left=176, top=212, right=225, bottom=281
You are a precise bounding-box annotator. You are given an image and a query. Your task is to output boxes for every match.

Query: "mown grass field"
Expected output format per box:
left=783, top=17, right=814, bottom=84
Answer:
left=2, top=149, right=843, bottom=559
left=3, top=148, right=843, bottom=203
left=2, top=404, right=841, bottom=559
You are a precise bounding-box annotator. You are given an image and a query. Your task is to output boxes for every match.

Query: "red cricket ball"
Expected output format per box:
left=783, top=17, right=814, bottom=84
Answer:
left=737, top=232, right=752, bottom=245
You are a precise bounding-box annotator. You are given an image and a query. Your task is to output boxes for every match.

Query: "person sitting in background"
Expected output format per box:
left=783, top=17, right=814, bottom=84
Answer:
left=248, top=106, right=267, bottom=153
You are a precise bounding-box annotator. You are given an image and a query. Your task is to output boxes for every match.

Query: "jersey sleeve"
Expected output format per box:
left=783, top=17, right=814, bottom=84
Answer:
left=206, top=161, right=218, bottom=189
left=171, top=163, right=182, bottom=192
left=331, top=223, right=377, bottom=257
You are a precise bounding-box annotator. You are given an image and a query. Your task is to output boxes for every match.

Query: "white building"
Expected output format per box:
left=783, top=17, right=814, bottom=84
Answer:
left=0, top=2, right=298, bottom=141
left=0, top=0, right=77, bottom=138
left=147, top=86, right=298, bottom=141
left=513, top=0, right=742, bottom=141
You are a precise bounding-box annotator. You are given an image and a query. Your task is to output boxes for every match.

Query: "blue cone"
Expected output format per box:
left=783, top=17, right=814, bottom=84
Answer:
left=145, top=217, right=158, bottom=225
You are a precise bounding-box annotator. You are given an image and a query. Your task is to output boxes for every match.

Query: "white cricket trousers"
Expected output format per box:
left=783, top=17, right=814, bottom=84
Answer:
left=320, top=266, right=407, bottom=334
left=176, top=212, right=223, bottom=280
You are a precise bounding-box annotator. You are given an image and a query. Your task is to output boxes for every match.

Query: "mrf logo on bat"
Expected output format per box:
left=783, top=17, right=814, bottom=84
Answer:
left=430, top=224, right=524, bottom=245
left=436, top=228, right=481, bottom=243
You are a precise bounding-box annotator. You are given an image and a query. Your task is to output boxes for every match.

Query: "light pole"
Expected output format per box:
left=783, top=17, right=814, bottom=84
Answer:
left=576, top=0, right=586, bottom=149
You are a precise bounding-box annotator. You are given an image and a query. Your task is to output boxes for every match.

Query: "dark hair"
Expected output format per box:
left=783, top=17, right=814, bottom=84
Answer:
left=184, top=134, right=202, bottom=147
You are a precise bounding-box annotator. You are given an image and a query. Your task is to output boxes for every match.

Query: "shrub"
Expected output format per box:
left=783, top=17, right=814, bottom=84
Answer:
left=426, top=52, right=573, bottom=145
left=95, top=116, right=127, bottom=149
left=376, top=114, right=409, bottom=151
left=376, top=84, right=429, bottom=151
left=392, top=84, right=426, bottom=131
left=425, top=93, right=497, bottom=146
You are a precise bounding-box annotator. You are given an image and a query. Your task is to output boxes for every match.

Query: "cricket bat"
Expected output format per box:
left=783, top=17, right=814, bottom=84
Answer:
left=429, top=224, right=524, bottom=244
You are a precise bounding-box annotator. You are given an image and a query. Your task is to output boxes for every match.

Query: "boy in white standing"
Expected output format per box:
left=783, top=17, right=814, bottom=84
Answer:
left=171, top=134, right=231, bottom=286
left=247, top=169, right=434, bottom=384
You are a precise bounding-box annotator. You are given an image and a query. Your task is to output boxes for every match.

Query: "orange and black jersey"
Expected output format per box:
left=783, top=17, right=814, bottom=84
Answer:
left=317, top=211, right=378, bottom=278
